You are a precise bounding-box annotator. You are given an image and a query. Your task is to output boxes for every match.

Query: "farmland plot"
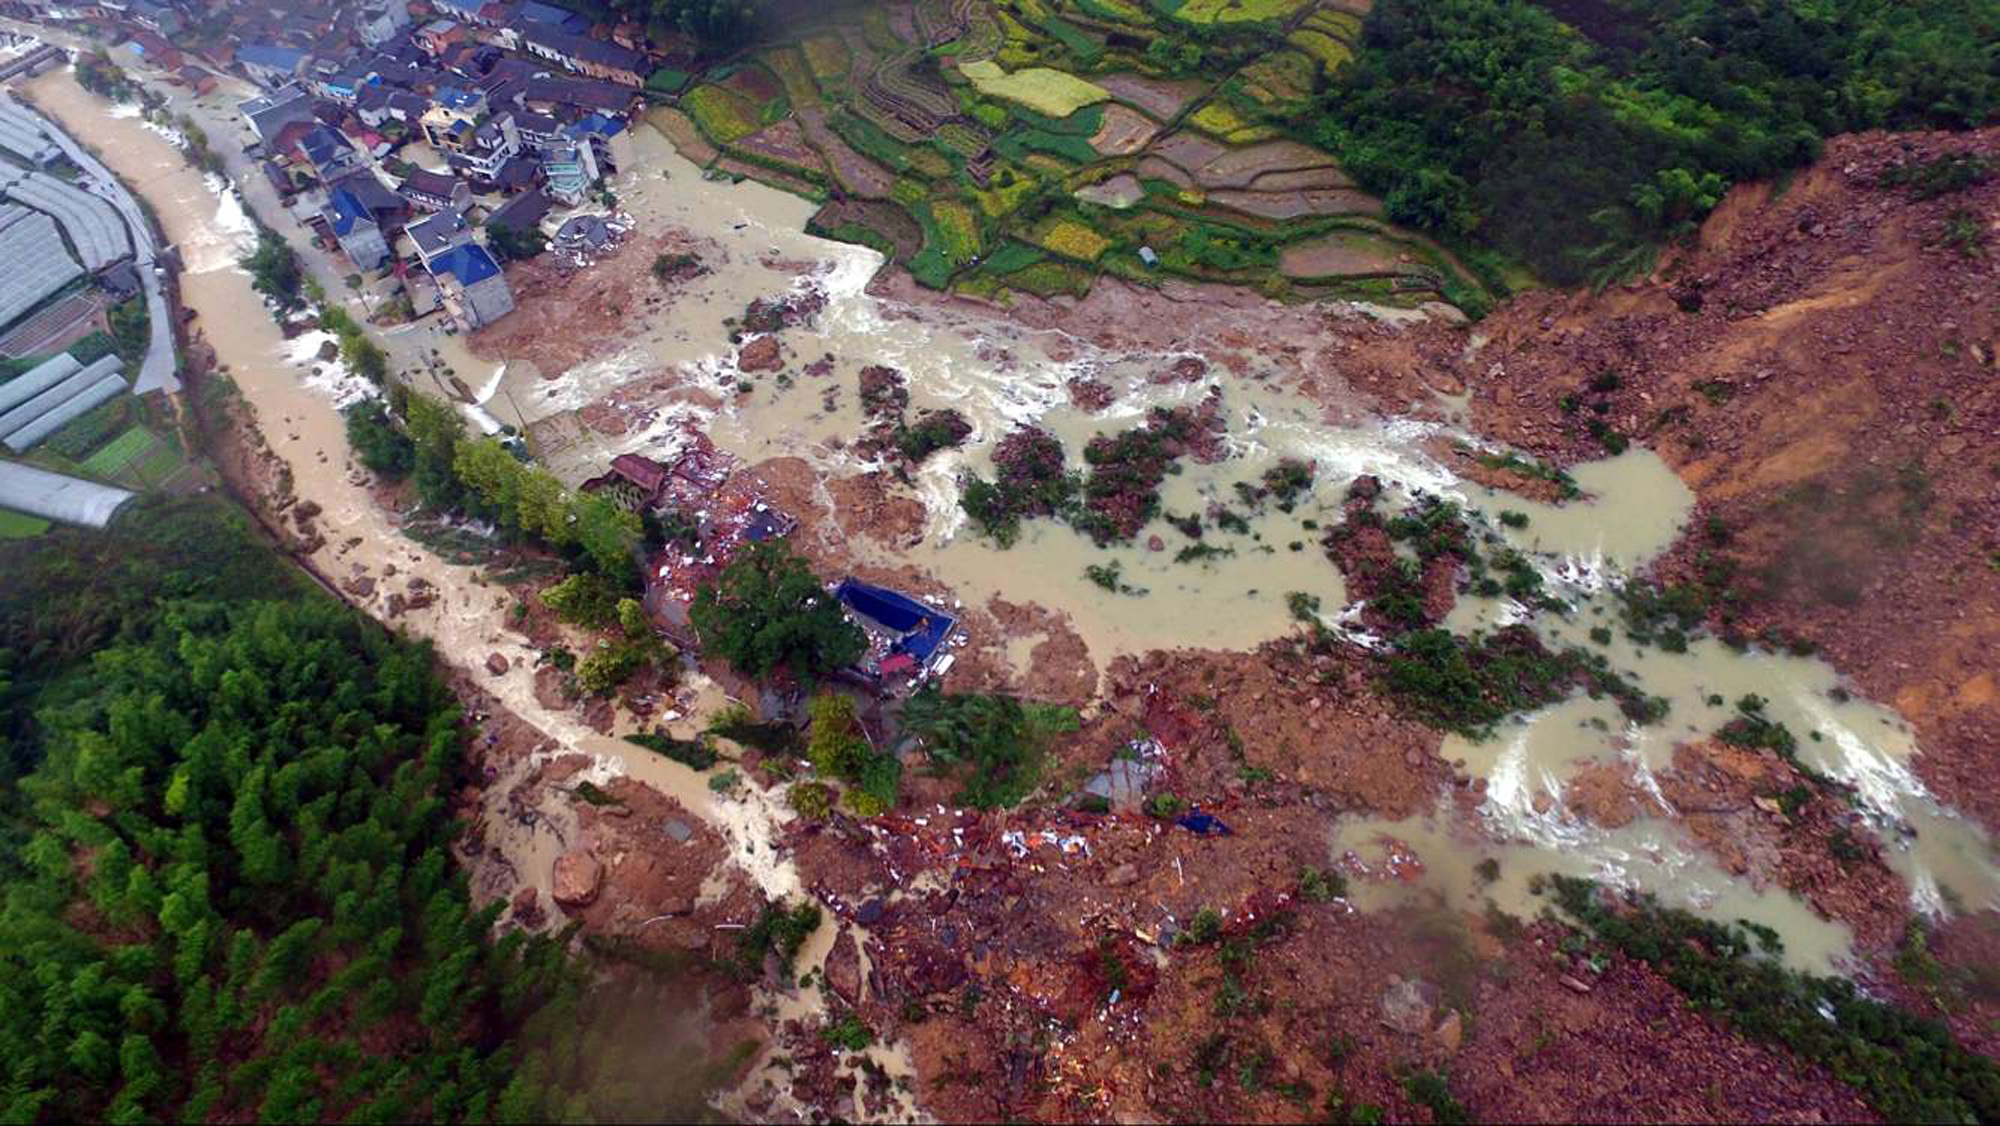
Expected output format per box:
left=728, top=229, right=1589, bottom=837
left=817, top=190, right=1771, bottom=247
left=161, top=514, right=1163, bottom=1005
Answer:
left=961, top=60, right=1111, bottom=116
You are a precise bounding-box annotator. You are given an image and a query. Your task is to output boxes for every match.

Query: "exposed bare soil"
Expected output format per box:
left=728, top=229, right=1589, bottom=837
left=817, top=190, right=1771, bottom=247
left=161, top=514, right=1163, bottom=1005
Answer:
left=1459, top=129, right=2000, bottom=832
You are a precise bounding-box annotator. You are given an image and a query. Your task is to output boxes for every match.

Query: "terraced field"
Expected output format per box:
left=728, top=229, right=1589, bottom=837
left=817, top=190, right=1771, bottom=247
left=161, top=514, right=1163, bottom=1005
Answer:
left=667, top=0, right=1492, bottom=314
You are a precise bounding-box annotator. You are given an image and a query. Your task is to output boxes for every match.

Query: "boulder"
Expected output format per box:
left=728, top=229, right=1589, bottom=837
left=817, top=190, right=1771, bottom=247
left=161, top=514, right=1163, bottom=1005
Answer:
left=551, top=850, right=603, bottom=908
left=737, top=334, right=782, bottom=373
left=824, top=929, right=863, bottom=1007
left=486, top=652, right=510, bottom=676
left=1380, top=976, right=1439, bottom=1035
left=510, top=886, right=544, bottom=928
left=1434, top=1009, right=1464, bottom=1053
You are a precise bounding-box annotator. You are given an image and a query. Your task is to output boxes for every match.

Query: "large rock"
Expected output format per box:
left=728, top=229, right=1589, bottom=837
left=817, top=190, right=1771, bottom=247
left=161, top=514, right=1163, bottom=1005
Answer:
left=823, top=928, right=863, bottom=1007
left=737, top=334, right=782, bottom=372
left=486, top=652, right=510, bottom=676
left=551, top=850, right=603, bottom=908
left=1380, top=976, right=1439, bottom=1035
left=510, top=886, right=544, bottom=928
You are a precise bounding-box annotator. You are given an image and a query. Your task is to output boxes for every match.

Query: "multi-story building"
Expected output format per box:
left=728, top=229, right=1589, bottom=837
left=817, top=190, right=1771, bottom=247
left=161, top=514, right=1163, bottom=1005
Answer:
left=427, top=243, right=512, bottom=328
left=321, top=182, right=389, bottom=269
left=417, top=85, right=485, bottom=147
left=356, top=0, right=410, bottom=48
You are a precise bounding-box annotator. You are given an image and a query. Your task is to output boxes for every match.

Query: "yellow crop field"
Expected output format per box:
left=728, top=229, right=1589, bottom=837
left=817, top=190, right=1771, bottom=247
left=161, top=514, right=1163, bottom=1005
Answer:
left=1191, top=101, right=1250, bottom=135
left=1176, top=0, right=1306, bottom=24
left=764, top=47, right=818, bottom=104
left=1288, top=29, right=1355, bottom=69
left=961, top=60, right=1110, bottom=117
left=1305, top=9, right=1364, bottom=40
left=683, top=85, right=761, bottom=144
left=803, top=35, right=850, bottom=81
left=934, top=200, right=983, bottom=261
left=974, top=168, right=1041, bottom=217
left=1191, top=101, right=1279, bottom=143
left=1035, top=217, right=1113, bottom=261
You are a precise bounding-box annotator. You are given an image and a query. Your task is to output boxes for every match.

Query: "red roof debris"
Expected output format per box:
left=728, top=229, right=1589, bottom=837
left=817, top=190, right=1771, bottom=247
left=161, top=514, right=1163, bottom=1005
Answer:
left=609, top=452, right=669, bottom=493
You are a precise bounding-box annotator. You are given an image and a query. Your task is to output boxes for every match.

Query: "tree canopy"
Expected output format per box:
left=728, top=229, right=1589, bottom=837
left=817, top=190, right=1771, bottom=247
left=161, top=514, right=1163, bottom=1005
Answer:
left=688, top=541, right=863, bottom=683
left=1307, top=0, right=1997, bottom=285
left=0, top=500, right=578, bottom=1123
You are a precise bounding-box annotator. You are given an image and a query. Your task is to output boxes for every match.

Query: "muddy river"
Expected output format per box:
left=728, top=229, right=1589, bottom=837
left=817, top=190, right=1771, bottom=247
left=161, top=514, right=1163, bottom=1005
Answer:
left=32, top=35, right=1996, bottom=1079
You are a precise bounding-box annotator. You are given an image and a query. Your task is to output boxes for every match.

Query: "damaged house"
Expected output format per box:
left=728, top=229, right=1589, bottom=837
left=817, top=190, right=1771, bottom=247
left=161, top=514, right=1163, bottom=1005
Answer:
left=835, top=579, right=960, bottom=689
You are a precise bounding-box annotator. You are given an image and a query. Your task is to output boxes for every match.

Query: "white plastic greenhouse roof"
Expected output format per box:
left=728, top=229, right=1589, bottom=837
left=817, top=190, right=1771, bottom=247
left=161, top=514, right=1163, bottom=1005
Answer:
left=0, top=458, right=133, bottom=527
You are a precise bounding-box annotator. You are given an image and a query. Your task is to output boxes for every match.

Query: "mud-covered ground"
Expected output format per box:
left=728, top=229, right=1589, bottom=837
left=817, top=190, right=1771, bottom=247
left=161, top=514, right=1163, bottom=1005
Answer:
left=440, top=124, right=2000, bottom=1121
left=1459, top=129, right=1999, bottom=832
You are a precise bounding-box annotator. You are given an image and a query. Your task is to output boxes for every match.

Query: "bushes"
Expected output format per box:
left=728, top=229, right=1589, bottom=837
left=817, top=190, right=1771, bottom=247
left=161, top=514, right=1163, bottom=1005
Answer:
left=1551, top=876, right=2000, bottom=1124
left=319, top=305, right=388, bottom=383
left=241, top=227, right=304, bottom=311
left=900, top=687, right=1079, bottom=809
left=806, top=692, right=901, bottom=815
left=895, top=409, right=973, bottom=463
left=734, top=901, right=822, bottom=983
left=342, top=399, right=413, bottom=478
left=959, top=426, right=1078, bottom=547
left=488, top=222, right=547, bottom=262
left=542, top=572, right=623, bottom=630
left=627, top=732, right=718, bottom=770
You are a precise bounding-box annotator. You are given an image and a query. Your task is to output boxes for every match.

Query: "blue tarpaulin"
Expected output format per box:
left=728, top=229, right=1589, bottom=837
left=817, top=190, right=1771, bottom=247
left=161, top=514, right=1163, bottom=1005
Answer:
left=836, top=578, right=957, bottom=663
left=1176, top=811, right=1233, bottom=836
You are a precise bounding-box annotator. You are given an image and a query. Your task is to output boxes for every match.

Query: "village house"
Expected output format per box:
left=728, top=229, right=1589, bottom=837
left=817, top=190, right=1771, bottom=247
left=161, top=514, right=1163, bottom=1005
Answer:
left=320, top=181, right=390, bottom=269
left=581, top=453, right=672, bottom=513
left=355, top=0, right=410, bottom=48
left=293, top=123, right=363, bottom=183
left=406, top=205, right=473, bottom=268
left=125, top=30, right=182, bottom=71
left=176, top=64, right=217, bottom=96
left=238, top=43, right=307, bottom=88
left=240, top=82, right=315, bottom=142
left=397, top=166, right=469, bottom=212
left=414, top=18, right=467, bottom=57
left=309, top=58, right=377, bottom=105
left=126, top=0, right=179, bottom=35
left=519, top=25, right=646, bottom=88
left=426, top=242, right=513, bottom=328
left=485, top=187, right=550, bottom=237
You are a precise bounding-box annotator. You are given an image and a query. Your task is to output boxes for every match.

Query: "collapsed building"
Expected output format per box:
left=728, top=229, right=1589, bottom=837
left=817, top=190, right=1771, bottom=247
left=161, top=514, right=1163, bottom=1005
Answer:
left=594, top=443, right=962, bottom=694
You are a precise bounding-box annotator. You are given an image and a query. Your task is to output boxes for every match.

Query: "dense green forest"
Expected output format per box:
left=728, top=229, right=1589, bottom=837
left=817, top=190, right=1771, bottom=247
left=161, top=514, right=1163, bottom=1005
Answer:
left=569, top=0, right=761, bottom=50
left=0, top=500, right=583, bottom=1122
left=1307, top=0, right=1997, bottom=284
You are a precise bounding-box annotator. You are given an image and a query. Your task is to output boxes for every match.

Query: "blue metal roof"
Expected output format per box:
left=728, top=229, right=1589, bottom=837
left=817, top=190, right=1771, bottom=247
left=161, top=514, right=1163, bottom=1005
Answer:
left=434, top=86, right=482, bottom=110
left=239, top=44, right=307, bottom=72
left=518, top=0, right=588, bottom=32
left=326, top=185, right=371, bottom=235
left=568, top=112, right=625, bottom=138
left=836, top=579, right=958, bottom=664
left=430, top=243, right=501, bottom=286
left=298, top=125, right=353, bottom=168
